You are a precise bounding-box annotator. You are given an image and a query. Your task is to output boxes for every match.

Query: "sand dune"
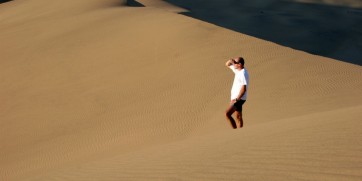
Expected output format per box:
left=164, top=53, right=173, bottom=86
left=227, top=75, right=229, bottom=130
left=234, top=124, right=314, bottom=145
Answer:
left=1, top=0, right=361, bottom=180
left=26, top=106, right=362, bottom=180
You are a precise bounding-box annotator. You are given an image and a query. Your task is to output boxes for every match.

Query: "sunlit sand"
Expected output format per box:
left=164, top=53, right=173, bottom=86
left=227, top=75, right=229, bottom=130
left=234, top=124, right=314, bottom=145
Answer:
left=1, top=0, right=361, bottom=180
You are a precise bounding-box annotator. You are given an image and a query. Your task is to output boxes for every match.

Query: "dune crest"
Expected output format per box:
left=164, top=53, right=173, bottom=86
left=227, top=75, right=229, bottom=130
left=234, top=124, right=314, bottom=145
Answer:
left=136, top=0, right=188, bottom=12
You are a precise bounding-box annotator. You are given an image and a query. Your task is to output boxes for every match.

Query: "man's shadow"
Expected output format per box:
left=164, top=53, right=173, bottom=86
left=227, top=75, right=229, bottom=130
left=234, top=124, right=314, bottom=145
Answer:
left=165, top=0, right=362, bottom=65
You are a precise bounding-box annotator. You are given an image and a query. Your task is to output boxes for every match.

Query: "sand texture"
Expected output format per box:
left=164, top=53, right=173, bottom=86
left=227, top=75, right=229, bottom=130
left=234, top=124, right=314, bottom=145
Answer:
left=1, top=0, right=362, bottom=180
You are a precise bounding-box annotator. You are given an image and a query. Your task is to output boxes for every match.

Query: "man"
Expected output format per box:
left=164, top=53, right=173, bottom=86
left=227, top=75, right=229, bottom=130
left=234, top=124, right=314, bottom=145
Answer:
left=225, top=57, right=249, bottom=129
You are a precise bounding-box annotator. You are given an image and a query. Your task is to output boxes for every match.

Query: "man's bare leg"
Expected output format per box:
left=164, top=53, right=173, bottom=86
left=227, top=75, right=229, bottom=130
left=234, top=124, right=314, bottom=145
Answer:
left=235, top=111, right=243, bottom=128
left=225, top=105, right=237, bottom=129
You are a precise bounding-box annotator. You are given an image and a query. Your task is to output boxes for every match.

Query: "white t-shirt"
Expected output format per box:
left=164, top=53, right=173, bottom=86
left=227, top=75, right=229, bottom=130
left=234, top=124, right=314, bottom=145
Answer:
left=229, top=66, right=249, bottom=100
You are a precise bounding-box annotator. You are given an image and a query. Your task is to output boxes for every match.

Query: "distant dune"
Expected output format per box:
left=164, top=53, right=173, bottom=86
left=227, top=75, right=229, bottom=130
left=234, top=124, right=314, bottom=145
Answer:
left=1, top=0, right=361, bottom=180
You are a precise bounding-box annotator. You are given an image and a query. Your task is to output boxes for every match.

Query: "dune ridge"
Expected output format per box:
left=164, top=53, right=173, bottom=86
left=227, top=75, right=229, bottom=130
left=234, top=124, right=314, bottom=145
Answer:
left=136, top=0, right=188, bottom=12
left=1, top=0, right=361, bottom=180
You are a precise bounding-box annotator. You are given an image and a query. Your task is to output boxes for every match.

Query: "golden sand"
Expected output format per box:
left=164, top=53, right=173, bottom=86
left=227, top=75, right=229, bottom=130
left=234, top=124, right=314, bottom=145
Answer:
left=1, top=0, right=361, bottom=180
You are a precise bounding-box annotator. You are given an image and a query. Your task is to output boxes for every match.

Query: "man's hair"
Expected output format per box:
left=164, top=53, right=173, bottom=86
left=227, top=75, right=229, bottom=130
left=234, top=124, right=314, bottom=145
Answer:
left=236, top=57, right=245, bottom=66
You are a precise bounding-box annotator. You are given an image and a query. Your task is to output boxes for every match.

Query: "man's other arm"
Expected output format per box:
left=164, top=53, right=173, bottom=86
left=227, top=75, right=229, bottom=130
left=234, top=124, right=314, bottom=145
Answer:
left=236, top=85, right=246, bottom=101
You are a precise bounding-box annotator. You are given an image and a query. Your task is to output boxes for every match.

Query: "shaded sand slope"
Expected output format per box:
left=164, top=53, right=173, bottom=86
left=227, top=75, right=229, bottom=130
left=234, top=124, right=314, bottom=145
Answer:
left=1, top=0, right=362, bottom=180
left=165, top=0, right=362, bottom=65
left=295, top=0, right=362, bottom=8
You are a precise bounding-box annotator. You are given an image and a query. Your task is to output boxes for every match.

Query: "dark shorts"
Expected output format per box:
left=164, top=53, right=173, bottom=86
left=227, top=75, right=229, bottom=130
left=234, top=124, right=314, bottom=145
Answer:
left=233, top=99, right=246, bottom=112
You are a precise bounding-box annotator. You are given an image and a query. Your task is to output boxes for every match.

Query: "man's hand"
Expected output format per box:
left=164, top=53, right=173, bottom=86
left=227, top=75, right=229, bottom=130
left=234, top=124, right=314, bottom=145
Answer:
left=230, top=99, right=237, bottom=105
left=225, top=59, right=234, bottom=67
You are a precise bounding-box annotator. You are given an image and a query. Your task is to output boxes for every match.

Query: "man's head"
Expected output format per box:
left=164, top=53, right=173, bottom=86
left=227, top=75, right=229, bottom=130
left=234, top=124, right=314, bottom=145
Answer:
left=233, top=57, right=245, bottom=69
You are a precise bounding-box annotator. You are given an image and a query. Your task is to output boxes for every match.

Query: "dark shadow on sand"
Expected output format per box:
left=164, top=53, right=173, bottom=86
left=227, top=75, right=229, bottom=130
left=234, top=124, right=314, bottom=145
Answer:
left=165, top=0, right=362, bottom=65
left=127, top=0, right=145, bottom=7
left=0, top=0, right=12, bottom=4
